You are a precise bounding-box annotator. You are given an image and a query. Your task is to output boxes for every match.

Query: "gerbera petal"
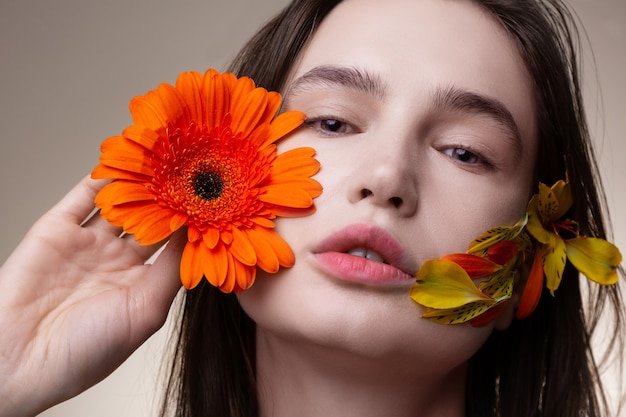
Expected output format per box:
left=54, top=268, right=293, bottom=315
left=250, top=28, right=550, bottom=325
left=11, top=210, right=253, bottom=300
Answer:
left=99, top=150, right=155, bottom=176
left=136, top=208, right=179, bottom=245
left=259, top=184, right=315, bottom=208
left=541, top=236, right=567, bottom=295
left=91, top=164, right=149, bottom=182
left=169, top=212, right=188, bottom=232
left=129, top=90, right=169, bottom=131
left=121, top=125, right=161, bottom=151
left=257, top=91, right=282, bottom=126
left=175, top=71, right=204, bottom=130
left=249, top=226, right=295, bottom=268
left=123, top=204, right=168, bottom=239
left=233, top=260, right=256, bottom=293
left=229, top=87, right=269, bottom=138
left=243, top=227, right=280, bottom=273
left=516, top=248, right=545, bottom=319
left=180, top=240, right=205, bottom=289
left=202, top=241, right=228, bottom=288
left=271, top=205, right=317, bottom=218
left=565, top=237, right=621, bottom=285
left=155, top=83, right=191, bottom=128
left=261, top=111, right=307, bottom=148
left=203, top=69, right=228, bottom=129
left=249, top=216, right=275, bottom=228
left=411, top=259, right=493, bottom=309
left=271, top=147, right=321, bottom=178
left=229, top=227, right=258, bottom=266
left=219, top=253, right=237, bottom=293
left=202, top=227, right=220, bottom=249
left=187, top=225, right=202, bottom=242
left=95, top=181, right=155, bottom=206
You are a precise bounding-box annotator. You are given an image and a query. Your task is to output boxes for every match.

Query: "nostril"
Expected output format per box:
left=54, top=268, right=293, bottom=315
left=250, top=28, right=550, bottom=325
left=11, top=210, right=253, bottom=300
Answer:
left=389, top=196, right=403, bottom=208
left=361, top=189, right=373, bottom=198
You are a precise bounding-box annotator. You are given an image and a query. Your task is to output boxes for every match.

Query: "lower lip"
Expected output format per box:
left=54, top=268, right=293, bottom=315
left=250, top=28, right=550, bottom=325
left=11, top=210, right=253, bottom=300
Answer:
left=313, top=252, right=415, bottom=286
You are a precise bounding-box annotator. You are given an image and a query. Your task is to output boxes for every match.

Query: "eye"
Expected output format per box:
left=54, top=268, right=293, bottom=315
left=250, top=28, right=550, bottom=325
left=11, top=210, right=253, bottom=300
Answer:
left=305, top=117, right=357, bottom=136
left=442, top=147, right=480, bottom=164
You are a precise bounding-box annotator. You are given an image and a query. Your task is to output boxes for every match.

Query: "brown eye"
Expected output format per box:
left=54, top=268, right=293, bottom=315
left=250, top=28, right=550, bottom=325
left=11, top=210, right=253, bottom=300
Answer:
left=443, top=147, right=480, bottom=164
left=305, top=117, right=356, bottom=136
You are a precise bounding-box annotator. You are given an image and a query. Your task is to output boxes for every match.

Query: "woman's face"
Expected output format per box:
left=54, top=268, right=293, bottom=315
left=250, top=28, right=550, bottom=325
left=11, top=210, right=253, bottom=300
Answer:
left=239, top=0, right=537, bottom=375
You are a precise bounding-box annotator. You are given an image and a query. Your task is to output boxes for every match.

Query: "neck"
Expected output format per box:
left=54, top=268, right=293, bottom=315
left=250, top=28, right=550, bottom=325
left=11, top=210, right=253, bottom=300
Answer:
left=254, top=329, right=467, bottom=417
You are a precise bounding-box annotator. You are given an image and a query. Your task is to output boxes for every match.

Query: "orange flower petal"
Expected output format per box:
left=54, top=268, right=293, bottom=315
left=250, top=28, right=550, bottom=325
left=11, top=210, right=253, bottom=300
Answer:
left=261, top=111, right=306, bottom=148
left=441, top=253, right=502, bottom=279
left=203, top=69, right=228, bottom=129
left=259, top=184, right=315, bottom=208
left=136, top=208, right=179, bottom=245
left=220, top=253, right=237, bottom=293
left=95, top=181, right=155, bottom=206
left=122, top=125, right=161, bottom=151
left=516, top=248, right=544, bottom=319
left=243, top=227, right=280, bottom=273
left=230, top=87, right=269, bottom=139
left=92, top=69, right=321, bottom=294
left=175, top=71, right=204, bottom=130
left=202, top=241, right=228, bottom=289
left=487, top=240, right=520, bottom=265
left=91, top=164, right=148, bottom=182
left=234, top=259, right=256, bottom=293
left=202, top=227, right=220, bottom=249
left=129, top=90, right=169, bottom=131
left=229, top=227, right=257, bottom=266
left=180, top=240, right=204, bottom=289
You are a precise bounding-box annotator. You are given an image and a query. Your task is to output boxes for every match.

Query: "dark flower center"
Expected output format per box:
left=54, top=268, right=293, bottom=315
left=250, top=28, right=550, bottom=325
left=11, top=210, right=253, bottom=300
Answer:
left=194, top=171, right=224, bottom=200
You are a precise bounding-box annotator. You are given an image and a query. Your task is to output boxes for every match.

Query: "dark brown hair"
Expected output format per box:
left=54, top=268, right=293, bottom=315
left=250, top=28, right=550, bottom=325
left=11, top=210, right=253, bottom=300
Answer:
left=159, top=1, right=624, bottom=416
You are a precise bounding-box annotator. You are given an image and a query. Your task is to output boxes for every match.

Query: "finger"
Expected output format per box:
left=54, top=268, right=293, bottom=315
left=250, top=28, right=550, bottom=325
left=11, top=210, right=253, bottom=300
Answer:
left=133, top=230, right=186, bottom=330
left=49, top=175, right=110, bottom=224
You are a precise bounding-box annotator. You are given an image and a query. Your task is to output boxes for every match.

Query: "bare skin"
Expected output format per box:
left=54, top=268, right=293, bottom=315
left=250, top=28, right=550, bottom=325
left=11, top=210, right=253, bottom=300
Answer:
left=0, top=176, right=183, bottom=417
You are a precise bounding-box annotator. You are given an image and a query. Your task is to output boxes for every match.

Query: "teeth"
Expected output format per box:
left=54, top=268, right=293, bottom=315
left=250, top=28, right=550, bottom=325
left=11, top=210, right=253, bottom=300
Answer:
left=346, top=247, right=386, bottom=263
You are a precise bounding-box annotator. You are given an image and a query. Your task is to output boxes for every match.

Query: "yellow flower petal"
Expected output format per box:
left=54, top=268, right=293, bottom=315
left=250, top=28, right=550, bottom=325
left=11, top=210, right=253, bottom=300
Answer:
left=420, top=301, right=498, bottom=325
left=411, top=259, right=493, bottom=309
left=541, top=235, right=567, bottom=295
left=566, top=237, right=621, bottom=285
left=468, top=214, right=527, bottom=255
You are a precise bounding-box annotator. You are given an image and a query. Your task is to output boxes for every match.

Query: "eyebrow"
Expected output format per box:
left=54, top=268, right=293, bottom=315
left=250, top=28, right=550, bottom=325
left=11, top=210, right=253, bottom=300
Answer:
left=430, top=85, right=523, bottom=157
left=285, top=65, right=386, bottom=102
left=285, top=65, right=523, bottom=155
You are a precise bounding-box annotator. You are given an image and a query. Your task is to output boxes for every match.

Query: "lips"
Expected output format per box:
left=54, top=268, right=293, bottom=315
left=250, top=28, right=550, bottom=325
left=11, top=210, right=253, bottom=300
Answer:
left=312, top=223, right=416, bottom=286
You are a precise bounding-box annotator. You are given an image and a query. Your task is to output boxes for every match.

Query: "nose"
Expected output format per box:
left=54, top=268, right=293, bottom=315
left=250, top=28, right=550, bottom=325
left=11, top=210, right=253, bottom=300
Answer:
left=347, top=144, right=419, bottom=217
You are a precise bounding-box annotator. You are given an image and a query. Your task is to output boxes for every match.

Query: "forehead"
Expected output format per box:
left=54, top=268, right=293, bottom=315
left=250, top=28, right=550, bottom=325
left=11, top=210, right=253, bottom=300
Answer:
left=288, top=0, right=537, bottom=145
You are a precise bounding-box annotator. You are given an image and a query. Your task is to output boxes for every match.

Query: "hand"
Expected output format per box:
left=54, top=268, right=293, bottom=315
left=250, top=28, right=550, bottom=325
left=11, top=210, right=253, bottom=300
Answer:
left=0, top=176, right=184, bottom=417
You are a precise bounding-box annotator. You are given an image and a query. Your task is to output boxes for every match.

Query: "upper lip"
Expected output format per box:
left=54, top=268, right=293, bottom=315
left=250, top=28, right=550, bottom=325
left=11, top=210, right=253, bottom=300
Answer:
left=312, top=223, right=417, bottom=276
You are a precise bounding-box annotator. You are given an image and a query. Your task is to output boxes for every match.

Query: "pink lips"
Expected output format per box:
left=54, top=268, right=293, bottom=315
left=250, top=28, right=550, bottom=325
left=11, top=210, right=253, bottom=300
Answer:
left=312, top=223, right=415, bottom=286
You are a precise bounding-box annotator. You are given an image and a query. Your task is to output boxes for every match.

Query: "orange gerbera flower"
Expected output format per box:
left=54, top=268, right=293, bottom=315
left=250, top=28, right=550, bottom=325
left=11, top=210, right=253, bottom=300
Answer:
left=92, top=69, right=322, bottom=293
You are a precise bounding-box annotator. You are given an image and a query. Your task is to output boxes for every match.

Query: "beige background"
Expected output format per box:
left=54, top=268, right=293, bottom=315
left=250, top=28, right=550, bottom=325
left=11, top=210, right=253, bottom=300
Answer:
left=1, top=0, right=624, bottom=416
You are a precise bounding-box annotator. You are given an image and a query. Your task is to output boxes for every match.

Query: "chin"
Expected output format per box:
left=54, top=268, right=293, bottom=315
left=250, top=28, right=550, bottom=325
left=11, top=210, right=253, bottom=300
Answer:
left=238, top=267, right=493, bottom=374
